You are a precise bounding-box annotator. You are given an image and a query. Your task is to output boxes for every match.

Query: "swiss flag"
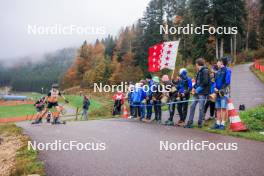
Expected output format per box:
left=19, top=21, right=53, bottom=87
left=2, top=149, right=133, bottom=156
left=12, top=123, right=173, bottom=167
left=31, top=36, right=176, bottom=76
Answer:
left=148, top=41, right=180, bottom=72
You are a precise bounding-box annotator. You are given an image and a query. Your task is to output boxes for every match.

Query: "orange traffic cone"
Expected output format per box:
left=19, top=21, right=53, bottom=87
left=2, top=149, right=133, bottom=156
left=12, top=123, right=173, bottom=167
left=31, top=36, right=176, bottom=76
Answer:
left=122, top=105, right=129, bottom=118
left=227, top=99, right=247, bottom=132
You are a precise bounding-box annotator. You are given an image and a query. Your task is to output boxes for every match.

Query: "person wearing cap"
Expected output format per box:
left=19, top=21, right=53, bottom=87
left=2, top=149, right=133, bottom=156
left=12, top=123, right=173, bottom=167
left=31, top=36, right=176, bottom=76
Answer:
left=212, top=57, right=232, bottom=130
left=176, top=68, right=192, bottom=126
left=185, top=58, right=210, bottom=128
left=152, top=76, right=163, bottom=124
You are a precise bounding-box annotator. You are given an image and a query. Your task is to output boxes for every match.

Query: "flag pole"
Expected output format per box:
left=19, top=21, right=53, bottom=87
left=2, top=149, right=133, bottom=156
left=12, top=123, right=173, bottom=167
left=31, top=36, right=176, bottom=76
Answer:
left=171, top=38, right=181, bottom=80
left=171, top=68, right=175, bottom=80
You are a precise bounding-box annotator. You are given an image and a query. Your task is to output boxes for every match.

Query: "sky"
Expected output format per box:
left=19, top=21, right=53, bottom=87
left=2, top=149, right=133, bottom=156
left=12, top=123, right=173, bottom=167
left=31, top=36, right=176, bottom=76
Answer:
left=0, top=0, right=150, bottom=61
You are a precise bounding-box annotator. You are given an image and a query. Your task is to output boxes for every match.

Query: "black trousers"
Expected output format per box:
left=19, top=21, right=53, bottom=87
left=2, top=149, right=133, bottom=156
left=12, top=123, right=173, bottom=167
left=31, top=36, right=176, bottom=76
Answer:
left=177, top=96, right=190, bottom=122
left=204, top=100, right=216, bottom=117
left=129, top=104, right=134, bottom=117
left=168, top=99, right=176, bottom=121
left=153, top=100, right=162, bottom=121
left=132, top=102, right=141, bottom=118
left=113, top=100, right=122, bottom=115
left=146, top=100, right=153, bottom=119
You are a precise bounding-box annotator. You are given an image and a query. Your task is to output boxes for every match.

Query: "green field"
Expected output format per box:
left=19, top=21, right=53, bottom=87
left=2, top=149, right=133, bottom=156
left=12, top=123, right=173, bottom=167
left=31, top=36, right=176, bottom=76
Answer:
left=64, top=95, right=102, bottom=110
left=0, top=93, right=113, bottom=119
left=0, top=104, right=35, bottom=118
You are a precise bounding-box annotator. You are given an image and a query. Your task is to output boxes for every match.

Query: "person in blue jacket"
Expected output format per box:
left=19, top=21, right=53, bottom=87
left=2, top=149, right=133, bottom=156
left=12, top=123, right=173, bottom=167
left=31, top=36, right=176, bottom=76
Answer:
left=204, top=65, right=217, bottom=120
left=127, top=84, right=135, bottom=118
left=132, top=82, right=146, bottom=120
left=176, top=68, right=192, bottom=126
left=212, top=57, right=232, bottom=130
left=145, top=75, right=154, bottom=120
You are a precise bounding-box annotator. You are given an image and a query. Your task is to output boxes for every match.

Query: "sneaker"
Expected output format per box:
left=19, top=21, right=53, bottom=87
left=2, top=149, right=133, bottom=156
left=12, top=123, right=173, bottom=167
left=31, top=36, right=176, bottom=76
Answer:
left=164, top=120, right=171, bottom=125
left=151, top=119, right=157, bottom=122
left=157, top=120, right=162, bottom=124
left=176, top=120, right=185, bottom=126
left=166, top=120, right=174, bottom=126
left=209, top=116, right=215, bottom=119
left=31, top=119, right=42, bottom=124
left=141, top=118, right=147, bottom=122
left=52, top=120, right=66, bottom=125
left=52, top=117, right=59, bottom=124
left=198, top=123, right=203, bottom=128
left=219, top=125, right=225, bottom=130
left=211, top=123, right=220, bottom=129
left=184, top=122, right=193, bottom=128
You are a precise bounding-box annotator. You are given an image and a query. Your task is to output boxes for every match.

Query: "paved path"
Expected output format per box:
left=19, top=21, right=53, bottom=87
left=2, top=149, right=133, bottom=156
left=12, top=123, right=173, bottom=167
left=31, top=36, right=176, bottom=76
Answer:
left=17, top=63, right=264, bottom=176
left=231, top=63, right=264, bottom=109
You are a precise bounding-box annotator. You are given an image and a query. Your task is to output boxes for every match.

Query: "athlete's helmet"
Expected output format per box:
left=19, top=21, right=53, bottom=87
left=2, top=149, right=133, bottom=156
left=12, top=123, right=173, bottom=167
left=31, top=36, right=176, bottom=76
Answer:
left=52, top=83, right=59, bottom=88
left=179, top=68, right=187, bottom=76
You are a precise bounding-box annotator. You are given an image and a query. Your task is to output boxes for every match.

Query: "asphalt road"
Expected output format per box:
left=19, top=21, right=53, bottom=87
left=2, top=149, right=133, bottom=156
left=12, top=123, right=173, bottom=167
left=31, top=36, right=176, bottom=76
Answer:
left=17, top=63, right=264, bottom=176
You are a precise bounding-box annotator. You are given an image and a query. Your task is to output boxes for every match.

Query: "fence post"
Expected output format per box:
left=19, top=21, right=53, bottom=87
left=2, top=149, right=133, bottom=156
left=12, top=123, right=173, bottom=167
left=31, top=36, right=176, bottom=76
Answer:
left=75, top=108, right=79, bottom=120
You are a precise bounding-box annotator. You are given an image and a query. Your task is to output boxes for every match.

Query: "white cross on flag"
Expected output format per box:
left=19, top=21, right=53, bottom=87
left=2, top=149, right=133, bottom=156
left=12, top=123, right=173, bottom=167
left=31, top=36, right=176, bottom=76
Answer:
left=148, top=41, right=180, bottom=72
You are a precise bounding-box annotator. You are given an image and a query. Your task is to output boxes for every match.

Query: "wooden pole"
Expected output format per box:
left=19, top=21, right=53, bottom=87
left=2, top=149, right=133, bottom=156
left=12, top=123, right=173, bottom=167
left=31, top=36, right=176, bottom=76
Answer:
left=75, top=107, right=79, bottom=120
left=171, top=69, right=175, bottom=80
left=171, top=39, right=180, bottom=80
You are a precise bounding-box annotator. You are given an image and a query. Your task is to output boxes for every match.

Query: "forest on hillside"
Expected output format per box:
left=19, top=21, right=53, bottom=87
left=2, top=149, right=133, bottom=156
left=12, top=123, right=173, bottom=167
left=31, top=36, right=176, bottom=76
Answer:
left=0, top=48, right=76, bottom=92
left=61, top=0, right=264, bottom=89
left=1, top=0, right=264, bottom=92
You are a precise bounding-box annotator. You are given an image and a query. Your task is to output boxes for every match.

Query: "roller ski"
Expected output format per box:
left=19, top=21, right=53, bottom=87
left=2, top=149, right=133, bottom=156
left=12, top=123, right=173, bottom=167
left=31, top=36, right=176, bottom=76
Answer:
left=46, top=111, right=52, bottom=123
left=51, top=117, right=66, bottom=125
left=31, top=118, right=42, bottom=124
left=164, top=120, right=174, bottom=126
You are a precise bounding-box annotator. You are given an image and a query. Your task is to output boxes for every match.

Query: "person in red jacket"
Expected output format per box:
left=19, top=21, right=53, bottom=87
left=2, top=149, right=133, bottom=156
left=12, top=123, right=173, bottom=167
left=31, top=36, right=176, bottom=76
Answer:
left=112, top=91, right=125, bottom=116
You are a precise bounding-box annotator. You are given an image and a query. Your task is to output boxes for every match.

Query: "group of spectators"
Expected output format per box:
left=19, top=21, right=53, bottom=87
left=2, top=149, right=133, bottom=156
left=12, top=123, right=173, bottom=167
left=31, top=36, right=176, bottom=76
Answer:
left=113, top=57, right=232, bottom=130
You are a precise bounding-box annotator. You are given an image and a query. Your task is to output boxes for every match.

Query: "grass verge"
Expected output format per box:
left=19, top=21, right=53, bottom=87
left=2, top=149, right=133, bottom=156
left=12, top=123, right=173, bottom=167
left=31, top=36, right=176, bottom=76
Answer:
left=0, top=123, right=44, bottom=176
left=0, top=104, right=35, bottom=119
left=250, top=64, right=264, bottom=83
left=200, top=105, right=264, bottom=142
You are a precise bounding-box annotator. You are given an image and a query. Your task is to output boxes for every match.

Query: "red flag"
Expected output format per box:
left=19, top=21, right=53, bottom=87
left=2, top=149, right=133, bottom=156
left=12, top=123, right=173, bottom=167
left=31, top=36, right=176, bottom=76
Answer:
left=148, top=41, right=180, bottom=72
left=148, top=43, right=162, bottom=72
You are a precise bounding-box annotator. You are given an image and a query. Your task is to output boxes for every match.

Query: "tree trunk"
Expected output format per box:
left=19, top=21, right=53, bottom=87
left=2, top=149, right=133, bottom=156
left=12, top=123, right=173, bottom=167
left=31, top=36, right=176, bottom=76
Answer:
left=246, top=31, right=249, bottom=51
left=230, top=36, right=233, bottom=56
left=215, top=37, right=219, bottom=60
left=234, top=34, right=237, bottom=63
left=220, top=38, right=224, bottom=58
